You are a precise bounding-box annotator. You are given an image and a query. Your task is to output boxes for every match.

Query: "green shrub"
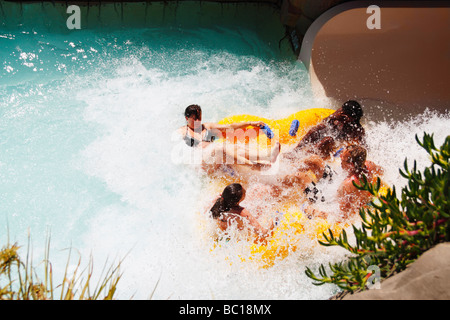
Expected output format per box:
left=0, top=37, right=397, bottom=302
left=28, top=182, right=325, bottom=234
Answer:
left=0, top=235, right=123, bottom=300
left=305, top=133, right=450, bottom=293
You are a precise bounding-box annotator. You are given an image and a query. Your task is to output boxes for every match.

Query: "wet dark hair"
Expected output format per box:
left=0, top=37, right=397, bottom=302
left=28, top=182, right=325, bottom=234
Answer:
left=316, top=136, right=336, bottom=158
left=184, top=104, right=202, bottom=120
left=210, top=183, right=245, bottom=219
left=341, top=100, right=363, bottom=120
left=343, top=145, right=367, bottom=174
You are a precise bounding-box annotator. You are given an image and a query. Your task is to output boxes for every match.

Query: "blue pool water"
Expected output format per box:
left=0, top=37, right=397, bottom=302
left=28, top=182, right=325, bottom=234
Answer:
left=1, top=2, right=449, bottom=299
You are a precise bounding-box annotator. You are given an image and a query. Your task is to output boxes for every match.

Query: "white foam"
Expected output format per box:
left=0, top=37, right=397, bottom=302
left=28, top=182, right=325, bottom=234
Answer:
left=61, top=46, right=450, bottom=300
left=73, top=51, right=346, bottom=299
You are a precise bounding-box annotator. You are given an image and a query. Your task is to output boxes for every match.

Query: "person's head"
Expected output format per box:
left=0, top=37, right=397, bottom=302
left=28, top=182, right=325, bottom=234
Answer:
left=210, top=183, right=246, bottom=219
left=184, top=104, right=202, bottom=128
left=341, top=100, right=363, bottom=121
left=340, top=145, right=367, bottom=173
left=316, top=136, right=336, bottom=159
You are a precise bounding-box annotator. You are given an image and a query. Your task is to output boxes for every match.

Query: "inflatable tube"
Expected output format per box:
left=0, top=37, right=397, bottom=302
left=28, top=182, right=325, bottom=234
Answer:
left=217, top=108, right=335, bottom=148
left=208, top=205, right=348, bottom=269
left=248, top=208, right=347, bottom=268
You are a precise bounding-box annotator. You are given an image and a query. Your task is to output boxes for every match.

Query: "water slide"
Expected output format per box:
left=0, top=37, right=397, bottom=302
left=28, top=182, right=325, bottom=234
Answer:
left=0, top=0, right=448, bottom=300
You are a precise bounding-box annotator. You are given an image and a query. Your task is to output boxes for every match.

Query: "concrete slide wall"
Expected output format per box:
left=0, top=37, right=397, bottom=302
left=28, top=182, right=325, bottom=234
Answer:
left=294, top=1, right=449, bottom=120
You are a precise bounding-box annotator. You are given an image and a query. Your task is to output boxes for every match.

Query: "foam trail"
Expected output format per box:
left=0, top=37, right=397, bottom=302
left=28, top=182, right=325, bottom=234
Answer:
left=75, top=50, right=325, bottom=299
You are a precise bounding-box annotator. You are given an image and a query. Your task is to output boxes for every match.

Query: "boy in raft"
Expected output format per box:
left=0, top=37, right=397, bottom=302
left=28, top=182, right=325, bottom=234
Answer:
left=292, top=100, right=366, bottom=152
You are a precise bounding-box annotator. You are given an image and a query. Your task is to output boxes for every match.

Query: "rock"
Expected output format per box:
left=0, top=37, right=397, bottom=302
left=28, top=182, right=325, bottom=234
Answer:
left=341, top=243, right=450, bottom=300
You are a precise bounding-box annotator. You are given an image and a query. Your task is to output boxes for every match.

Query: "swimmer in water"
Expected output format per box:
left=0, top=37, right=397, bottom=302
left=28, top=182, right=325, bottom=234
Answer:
left=224, top=137, right=339, bottom=206
left=300, top=136, right=337, bottom=181
left=279, top=137, right=337, bottom=195
left=300, top=136, right=338, bottom=203
left=178, top=104, right=281, bottom=167
left=296, top=144, right=384, bottom=221
left=337, top=145, right=384, bottom=220
left=209, top=183, right=274, bottom=242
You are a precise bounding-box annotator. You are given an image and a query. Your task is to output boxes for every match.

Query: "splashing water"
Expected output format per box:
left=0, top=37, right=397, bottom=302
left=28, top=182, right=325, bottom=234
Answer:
left=1, top=4, right=449, bottom=300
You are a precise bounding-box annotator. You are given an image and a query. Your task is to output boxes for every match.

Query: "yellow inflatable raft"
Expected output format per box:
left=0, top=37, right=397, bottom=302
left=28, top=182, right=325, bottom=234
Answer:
left=207, top=204, right=347, bottom=269
left=248, top=209, right=346, bottom=268
left=204, top=107, right=335, bottom=189
left=217, top=108, right=334, bottom=148
left=205, top=108, right=348, bottom=268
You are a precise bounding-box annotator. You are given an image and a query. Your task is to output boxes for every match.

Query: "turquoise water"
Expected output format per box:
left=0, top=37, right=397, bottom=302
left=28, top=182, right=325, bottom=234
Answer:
left=1, top=2, right=449, bottom=300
